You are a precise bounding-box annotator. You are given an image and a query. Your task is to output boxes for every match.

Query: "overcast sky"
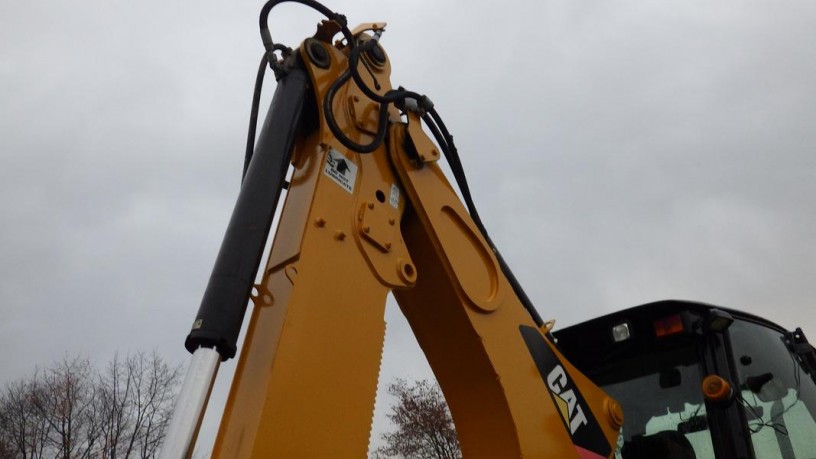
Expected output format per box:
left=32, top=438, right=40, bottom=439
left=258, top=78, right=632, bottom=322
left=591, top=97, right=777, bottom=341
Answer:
left=2, top=0, right=815, bottom=456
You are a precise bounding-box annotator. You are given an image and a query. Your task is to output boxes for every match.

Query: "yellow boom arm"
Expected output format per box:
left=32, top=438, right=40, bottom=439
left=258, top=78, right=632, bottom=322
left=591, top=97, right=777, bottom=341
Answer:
left=205, top=23, right=622, bottom=458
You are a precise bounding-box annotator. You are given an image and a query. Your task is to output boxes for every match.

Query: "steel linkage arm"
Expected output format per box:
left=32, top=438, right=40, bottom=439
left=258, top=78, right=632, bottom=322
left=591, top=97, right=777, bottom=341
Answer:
left=166, top=3, right=623, bottom=454
left=209, top=31, right=413, bottom=457
left=204, top=27, right=621, bottom=457
left=389, top=114, right=621, bottom=458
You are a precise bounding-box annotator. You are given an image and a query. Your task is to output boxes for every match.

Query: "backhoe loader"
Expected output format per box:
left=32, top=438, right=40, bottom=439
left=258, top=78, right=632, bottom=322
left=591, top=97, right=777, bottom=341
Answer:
left=160, top=2, right=816, bottom=457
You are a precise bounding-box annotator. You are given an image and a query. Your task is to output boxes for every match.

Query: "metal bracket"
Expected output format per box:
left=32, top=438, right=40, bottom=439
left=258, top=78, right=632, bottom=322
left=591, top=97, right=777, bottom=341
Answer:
left=405, top=112, right=440, bottom=164
left=358, top=201, right=398, bottom=253
left=348, top=95, right=380, bottom=135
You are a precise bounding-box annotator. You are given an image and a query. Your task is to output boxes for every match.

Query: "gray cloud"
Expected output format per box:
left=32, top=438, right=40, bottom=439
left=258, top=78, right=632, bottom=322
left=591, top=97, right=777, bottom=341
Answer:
left=2, top=0, right=815, bottom=454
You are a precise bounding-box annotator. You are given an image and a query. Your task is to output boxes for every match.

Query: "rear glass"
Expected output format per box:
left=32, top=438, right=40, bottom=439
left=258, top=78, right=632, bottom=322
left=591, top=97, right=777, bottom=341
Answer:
left=594, top=342, right=715, bottom=458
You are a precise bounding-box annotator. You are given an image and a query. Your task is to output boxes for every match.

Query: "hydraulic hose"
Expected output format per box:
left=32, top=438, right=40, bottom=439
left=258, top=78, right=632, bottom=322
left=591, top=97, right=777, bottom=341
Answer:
left=256, top=0, right=546, bottom=328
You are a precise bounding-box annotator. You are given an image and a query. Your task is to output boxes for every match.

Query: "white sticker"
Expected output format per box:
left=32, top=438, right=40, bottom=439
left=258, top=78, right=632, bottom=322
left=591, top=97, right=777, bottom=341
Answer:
left=323, top=149, right=357, bottom=194
left=389, top=183, right=400, bottom=208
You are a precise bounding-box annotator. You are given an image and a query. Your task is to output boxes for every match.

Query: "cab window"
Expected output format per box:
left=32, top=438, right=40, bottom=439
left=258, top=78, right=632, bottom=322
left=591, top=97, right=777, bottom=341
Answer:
left=729, top=320, right=816, bottom=458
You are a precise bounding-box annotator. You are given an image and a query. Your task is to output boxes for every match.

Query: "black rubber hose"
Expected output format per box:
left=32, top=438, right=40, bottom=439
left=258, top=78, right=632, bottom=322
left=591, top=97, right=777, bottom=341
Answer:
left=258, top=0, right=544, bottom=327
left=259, top=0, right=354, bottom=55
left=346, top=40, right=424, bottom=105
left=323, top=70, right=390, bottom=153
left=424, top=110, right=545, bottom=327
left=420, top=114, right=450, bottom=156
left=243, top=54, right=269, bottom=181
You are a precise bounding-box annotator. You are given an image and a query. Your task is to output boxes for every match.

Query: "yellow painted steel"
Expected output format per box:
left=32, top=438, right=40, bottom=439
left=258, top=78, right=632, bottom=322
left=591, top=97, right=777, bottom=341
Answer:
left=390, top=122, right=620, bottom=457
left=213, top=27, right=620, bottom=458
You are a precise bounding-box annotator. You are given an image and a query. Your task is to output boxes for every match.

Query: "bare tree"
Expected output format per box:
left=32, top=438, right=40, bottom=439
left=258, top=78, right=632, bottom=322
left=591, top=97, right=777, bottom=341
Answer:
left=96, top=354, right=133, bottom=458
left=376, top=379, right=461, bottom=459
left=113, top=352, right=180, bottom=459
left=0, top=377, right=49, bottom=459
left=0, top=353, right=181, bottom=459
left=0, top=437, right=15, bottom=458
left=93, top=352, right=182, bottom=458
left=31, top=357, right=96, bottom=459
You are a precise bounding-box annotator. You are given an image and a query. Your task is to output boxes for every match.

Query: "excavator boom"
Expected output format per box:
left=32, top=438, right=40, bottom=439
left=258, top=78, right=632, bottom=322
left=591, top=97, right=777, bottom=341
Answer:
left=162, top=2, right=620, bottom=458
left=161, top=3, right=816, bottom=459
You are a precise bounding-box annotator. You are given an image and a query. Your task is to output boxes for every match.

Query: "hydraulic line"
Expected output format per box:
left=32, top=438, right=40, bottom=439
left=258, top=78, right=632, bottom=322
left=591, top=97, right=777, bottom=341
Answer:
left=323, top=69, right=390, bottom=153
left=242, top=54, right=269, bottom=181
left=422, top=111, right=544, bottom=327
left=256, top=0, right=546, bottom=328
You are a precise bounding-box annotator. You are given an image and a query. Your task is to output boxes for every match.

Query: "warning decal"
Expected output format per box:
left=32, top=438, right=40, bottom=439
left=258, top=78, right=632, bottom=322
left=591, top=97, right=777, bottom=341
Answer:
left=324, top=149, right=357, bottom=194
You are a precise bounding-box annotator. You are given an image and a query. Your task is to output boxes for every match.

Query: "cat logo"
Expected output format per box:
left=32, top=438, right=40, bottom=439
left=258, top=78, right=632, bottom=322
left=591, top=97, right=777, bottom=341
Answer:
left=519, top=325, right=612, bottom=458
left=547, top=365, right=588, bottom=435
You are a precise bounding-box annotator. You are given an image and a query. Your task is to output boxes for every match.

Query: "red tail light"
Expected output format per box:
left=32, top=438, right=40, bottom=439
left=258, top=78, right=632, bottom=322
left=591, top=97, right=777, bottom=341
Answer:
left=654, top=314, right=684, bottom=338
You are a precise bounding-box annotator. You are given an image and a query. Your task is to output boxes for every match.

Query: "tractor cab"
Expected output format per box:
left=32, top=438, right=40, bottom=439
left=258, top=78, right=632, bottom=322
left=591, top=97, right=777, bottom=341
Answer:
left=554, top=300, right=816, bottom=459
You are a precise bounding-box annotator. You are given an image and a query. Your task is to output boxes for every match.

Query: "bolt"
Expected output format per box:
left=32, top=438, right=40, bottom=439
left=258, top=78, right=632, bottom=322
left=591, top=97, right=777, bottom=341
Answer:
left=315, top=217, right=326, bottom=227
left=363, top=226, right=371, bottom=233
left=307, top=39, right=330, bottom=69
left=396, top=259, right=416, bottom=284
left=368, top=202, right=375, bottom=209
left=388, top=218, right=396, bottom=225
left=605, top=398, right=624, bottom=430
left=335, top=231, right=346, bottom=241
left=366, top=42, right=386, bottom=66
left=353, top=95, right=360, bottom=102
left=385, top=242, right=392, bottom=250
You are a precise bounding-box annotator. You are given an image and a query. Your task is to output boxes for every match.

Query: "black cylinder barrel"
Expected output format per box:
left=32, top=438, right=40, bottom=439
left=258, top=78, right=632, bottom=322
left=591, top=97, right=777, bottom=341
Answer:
left=184, top=65, right=309, bottom=360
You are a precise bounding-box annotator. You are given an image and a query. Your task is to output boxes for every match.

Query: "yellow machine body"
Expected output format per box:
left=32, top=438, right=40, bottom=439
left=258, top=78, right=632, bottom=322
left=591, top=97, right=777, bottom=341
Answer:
left=211, top=26, right=621, bottom=458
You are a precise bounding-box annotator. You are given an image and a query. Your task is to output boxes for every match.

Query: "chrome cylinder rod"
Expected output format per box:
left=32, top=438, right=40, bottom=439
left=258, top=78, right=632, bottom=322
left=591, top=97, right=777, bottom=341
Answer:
left=159, top=347, right=221, bottom=459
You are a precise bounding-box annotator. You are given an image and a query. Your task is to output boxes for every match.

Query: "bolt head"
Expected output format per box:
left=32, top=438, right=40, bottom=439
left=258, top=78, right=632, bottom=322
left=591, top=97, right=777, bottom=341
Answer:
left=306, top=39, right=330, bottom=69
